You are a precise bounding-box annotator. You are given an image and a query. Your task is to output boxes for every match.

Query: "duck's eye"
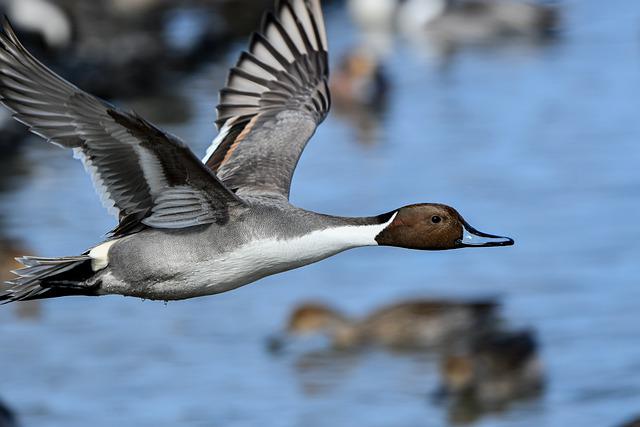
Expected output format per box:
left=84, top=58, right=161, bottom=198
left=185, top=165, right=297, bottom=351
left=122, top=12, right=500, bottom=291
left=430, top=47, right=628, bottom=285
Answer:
left=431, top=215, right=442, bottom=224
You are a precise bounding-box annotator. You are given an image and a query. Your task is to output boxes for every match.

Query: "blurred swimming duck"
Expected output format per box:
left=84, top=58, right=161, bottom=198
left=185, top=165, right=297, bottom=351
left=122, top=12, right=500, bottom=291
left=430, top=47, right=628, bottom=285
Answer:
left=270, top=299, right=500, bottom=351
left=348, top=0, right=558, bottom=43
left=348, top=0, right=399, bottom=32
left=438, top=329, right=544, bottom=406
left=331, top=49, right=389, bottom=109
left=2, top=0, right=73, bottom=51
left=399, top=0, right=559, bottom=43
left=0, top=0, right=512, bottom=304
left=3, top=0, right=228, bottom=99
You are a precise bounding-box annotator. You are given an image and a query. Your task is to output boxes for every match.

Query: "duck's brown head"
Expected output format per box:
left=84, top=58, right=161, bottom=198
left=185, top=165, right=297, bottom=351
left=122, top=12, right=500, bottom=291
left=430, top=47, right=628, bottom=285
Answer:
left=289, top=303, right=361, bottom=348
left=266, top=303, right=360, bottom=352
left=287, top=303, right=349, bottom=335
left=375, top=204, right=514, bottom=250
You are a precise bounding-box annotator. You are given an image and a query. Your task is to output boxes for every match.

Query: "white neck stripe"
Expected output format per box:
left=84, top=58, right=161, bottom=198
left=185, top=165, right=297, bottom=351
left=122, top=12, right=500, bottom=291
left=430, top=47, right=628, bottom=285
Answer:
left=314, top=211, right=397, bottom=249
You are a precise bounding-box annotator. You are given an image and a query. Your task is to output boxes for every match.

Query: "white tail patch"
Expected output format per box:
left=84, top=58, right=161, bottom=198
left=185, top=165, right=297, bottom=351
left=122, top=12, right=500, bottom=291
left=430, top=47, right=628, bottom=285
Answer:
left=89, top=240, right=119, bottom=271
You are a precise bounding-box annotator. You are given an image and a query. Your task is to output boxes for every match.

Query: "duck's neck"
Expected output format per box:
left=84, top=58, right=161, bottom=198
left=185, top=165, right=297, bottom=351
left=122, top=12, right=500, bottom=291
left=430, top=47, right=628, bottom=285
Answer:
left=310, top=210, right=397, bottom=249
left=235, top=211, right=398, bottom=276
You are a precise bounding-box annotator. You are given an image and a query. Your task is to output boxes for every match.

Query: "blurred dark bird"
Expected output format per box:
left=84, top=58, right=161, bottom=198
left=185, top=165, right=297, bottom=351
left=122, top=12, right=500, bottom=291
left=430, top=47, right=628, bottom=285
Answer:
left=438, top=329, right=544, bottom=407
left=0, top=399, right=16, bottom=427
left=0, top=108, right=29, bottom=153
left=269, top=298, right=500, bottom=351
left=618, top=416, right=640, bottom=427
left=0, top=0, right=512, bottom=304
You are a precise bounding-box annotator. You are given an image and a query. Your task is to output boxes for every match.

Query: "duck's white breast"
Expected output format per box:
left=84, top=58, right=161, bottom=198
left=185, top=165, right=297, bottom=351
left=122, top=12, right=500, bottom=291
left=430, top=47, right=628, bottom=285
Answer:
left=191, top=220, right=394, bottom=295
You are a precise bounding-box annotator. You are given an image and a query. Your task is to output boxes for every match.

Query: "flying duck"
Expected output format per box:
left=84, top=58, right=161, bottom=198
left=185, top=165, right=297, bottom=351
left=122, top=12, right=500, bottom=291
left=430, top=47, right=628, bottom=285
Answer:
left=0, top=0, right=513, bottom=304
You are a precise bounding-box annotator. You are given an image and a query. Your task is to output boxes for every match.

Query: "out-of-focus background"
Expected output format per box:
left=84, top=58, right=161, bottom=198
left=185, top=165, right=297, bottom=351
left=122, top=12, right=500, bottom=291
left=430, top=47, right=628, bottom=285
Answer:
left=0, top=0, right=639, bottom=426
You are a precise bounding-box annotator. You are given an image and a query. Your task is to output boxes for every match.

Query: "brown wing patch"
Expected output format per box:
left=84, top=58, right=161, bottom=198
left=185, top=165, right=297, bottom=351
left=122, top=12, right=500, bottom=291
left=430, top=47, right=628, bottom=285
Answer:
left=220, top=115, right=260, bottom=168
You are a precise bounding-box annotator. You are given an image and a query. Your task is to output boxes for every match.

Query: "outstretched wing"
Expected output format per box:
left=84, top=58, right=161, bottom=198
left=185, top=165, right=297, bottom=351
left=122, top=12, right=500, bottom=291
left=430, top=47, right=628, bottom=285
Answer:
left=204, top=0, right=330, bottom=199
left=0, top=20, right=243, bottom=236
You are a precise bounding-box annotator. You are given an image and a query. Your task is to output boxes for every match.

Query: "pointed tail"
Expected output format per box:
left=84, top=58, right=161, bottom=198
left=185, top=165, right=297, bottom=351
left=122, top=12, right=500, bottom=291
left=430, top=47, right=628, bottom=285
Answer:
left=1, top=255, right=98, bottom=304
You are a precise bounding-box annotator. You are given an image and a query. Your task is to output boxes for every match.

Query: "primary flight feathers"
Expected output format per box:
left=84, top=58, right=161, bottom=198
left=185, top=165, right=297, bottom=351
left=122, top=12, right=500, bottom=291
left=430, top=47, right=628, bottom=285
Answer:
left=0, top=0, right=329, bottom=232
left=206, top=0, right=330, bottom=198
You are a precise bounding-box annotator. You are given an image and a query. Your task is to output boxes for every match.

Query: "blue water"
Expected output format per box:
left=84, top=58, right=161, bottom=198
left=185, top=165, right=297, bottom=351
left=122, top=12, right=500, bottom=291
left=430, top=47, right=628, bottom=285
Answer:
left=1, top=1, right=639, bottom=426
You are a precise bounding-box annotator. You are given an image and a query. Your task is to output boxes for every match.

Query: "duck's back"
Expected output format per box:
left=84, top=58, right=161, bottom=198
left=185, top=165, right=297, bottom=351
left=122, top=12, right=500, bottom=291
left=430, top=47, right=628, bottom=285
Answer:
left=360, top=300, right=498, bottom=348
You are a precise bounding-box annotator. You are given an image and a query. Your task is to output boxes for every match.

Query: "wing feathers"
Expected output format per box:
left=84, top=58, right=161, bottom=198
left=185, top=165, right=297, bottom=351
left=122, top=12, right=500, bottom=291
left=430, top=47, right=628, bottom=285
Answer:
left=206, top=0, right=330, bottom=200
left=144, top=186, right=223, bottom=228
left=0, top=18, right=243, bottom=234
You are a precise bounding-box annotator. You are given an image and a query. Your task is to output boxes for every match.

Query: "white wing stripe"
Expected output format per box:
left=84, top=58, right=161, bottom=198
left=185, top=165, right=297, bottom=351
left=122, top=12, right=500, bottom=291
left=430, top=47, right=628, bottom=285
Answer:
left=265, top=25, right=295, bottom=63
left=292, top=1, right=317, bottom=50
left=280, top=6, right=307, bottom=55
left=227, top=73, right=268, bottom=93
left=133, top=145, right=169, bottom=197
left=237, top=57, right=277, bottom=82
left=73, top=147, right=120, bottom=217
left=309, top=0, right=327, bottom=51
left=252, top=41, right=287, bottom=71
left=203, top=118, right=235, bottom=164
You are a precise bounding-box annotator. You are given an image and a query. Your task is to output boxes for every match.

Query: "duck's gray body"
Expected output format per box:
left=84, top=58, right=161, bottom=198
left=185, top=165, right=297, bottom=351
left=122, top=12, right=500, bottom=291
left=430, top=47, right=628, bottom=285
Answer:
left=101, top=202, right=388, bottom=300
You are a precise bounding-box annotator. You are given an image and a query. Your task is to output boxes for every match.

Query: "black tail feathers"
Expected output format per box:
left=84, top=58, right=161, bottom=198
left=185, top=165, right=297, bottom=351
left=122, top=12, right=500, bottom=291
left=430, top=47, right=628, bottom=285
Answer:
left=1, top=255, right=98, bottom=303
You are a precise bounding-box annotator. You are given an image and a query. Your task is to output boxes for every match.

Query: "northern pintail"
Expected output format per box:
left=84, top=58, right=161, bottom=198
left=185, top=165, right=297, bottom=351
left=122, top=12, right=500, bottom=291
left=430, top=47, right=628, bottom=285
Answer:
left=270, top=299, right=499, bottom=350
left=0, top=0, right=513, bottom=304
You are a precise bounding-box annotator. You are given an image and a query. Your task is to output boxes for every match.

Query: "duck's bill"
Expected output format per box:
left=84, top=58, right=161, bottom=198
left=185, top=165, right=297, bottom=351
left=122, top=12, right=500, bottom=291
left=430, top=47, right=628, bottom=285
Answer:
left=457, top=221, right=514, bottom=248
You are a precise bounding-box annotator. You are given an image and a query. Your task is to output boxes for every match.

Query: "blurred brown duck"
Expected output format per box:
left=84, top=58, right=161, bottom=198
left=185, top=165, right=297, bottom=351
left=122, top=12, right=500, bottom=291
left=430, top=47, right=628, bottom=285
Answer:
left=330, top=49, right=389, bottom=109
left=439, top=329, right=544, bottom=407
left=0, top=239, right=27, bottom=284
left=271, top=298, right=500, bottom=350
left=0, top=239, right=40, bottom=319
